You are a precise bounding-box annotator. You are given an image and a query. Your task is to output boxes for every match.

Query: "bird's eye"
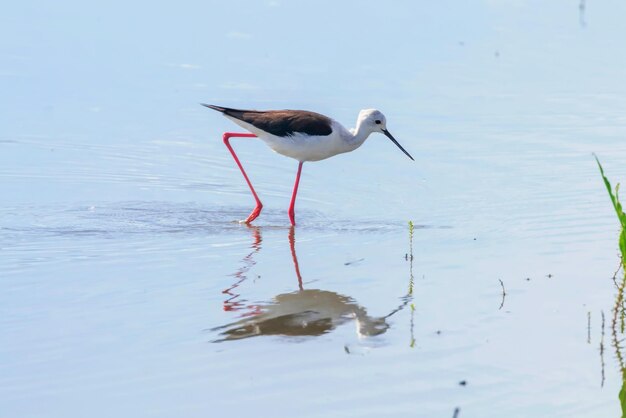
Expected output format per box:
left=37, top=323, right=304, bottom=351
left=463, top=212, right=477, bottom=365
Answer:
left=375, top=120, right=381, bottom=124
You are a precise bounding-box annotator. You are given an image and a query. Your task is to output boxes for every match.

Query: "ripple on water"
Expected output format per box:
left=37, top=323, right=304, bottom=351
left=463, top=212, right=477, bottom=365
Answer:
left=0, top=202, right=425, bottom=237
left=0, top=202, right=440, bottom=275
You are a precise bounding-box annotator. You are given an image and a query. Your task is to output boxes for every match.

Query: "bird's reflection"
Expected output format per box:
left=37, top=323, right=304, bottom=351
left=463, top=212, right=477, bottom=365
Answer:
left=212, top=226, right=394, bottom=342
left=220, top=226, right=262, bottom=314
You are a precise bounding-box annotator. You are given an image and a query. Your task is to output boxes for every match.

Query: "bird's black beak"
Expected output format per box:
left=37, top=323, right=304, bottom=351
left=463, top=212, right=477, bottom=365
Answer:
left=382, top=129, right=414, bottom=161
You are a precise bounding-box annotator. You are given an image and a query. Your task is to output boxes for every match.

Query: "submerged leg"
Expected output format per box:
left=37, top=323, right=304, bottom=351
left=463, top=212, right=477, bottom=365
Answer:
left=288, top=162, right=304, bottom=226
left=222, top=132, right=262, bottom=223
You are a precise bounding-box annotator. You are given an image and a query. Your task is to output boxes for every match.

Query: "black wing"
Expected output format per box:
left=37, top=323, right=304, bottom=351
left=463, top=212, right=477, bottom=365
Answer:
left=202, top=104, right=333, bottom=137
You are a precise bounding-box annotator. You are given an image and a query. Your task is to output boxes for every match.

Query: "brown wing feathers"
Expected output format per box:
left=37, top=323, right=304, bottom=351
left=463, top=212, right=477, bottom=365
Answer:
left=202, top=104, right=333, bottom=137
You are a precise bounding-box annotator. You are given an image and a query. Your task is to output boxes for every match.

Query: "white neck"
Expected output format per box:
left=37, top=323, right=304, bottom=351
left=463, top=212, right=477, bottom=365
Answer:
left=346, top=117, right=373, bottom=147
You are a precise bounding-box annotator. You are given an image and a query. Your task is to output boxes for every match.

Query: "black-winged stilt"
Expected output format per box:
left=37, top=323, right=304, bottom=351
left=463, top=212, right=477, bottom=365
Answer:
left=203, top=104, right=413, bottom=225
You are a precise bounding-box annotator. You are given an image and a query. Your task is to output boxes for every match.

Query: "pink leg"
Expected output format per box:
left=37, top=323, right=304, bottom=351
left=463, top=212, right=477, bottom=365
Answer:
left=222, top=132, right=262, bottom=223
left=288, top=162, right=304, bottom=226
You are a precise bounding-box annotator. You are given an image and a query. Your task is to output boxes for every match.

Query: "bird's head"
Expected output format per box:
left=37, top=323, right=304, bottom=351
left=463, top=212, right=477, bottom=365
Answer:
left=358, top=108, right=388, bottom=133
left=358, top=109, right=414, bottom=161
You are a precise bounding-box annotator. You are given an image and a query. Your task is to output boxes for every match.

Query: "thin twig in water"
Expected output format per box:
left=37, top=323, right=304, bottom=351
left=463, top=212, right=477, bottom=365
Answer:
left=452, top=407, right=460, bottom=418
left=498, top=279, right=506, bottom=310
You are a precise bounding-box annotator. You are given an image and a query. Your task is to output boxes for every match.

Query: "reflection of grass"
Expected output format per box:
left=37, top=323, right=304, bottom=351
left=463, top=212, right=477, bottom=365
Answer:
left=384, top=220, right=417, bottom=347
left=595, top=155, right=626, bottom=416
left=384, top=220, right=417, bottom=339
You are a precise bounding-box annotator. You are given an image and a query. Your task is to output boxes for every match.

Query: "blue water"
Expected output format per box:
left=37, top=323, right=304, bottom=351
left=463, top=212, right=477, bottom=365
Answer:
left=2, top=1, right=626, bottom=417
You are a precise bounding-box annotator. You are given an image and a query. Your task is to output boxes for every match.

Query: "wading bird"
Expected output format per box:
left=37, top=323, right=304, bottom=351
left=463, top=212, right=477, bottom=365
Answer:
left=203, top=104, right=413, bottom=225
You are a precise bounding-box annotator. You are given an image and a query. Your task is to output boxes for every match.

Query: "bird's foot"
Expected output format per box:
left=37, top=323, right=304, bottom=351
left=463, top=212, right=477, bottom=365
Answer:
left=242, top=204, right=263, bottom=224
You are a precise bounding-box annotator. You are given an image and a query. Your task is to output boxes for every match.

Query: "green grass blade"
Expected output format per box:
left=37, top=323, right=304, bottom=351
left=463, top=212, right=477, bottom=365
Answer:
left=595, top=155, right=626, bottom=229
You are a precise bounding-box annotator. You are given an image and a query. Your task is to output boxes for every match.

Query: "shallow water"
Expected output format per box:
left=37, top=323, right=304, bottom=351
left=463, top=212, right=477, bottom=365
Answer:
left=3, top=1, right=626, bottom=417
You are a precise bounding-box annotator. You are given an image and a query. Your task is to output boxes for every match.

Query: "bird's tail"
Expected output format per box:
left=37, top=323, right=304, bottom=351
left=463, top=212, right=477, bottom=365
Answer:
left=200, top=103, right=227, bottom=113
